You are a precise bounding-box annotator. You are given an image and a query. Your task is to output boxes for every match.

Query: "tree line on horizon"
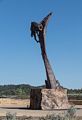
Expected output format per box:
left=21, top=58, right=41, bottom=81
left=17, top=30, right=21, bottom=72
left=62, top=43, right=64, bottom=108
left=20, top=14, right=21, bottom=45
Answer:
left=0, top=84, right=82, bottom=99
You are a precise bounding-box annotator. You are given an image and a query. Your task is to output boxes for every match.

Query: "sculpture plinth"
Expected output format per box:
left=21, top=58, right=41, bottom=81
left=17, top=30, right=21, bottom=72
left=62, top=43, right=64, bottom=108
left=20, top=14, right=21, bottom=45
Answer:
left=30, top=13, right=70, bottom=110
left=30, top=88, right=70, bottom=110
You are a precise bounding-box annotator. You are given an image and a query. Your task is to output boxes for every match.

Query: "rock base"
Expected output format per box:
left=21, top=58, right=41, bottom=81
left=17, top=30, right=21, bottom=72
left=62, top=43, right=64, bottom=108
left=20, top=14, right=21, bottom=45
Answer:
left=30, top=88, right=70, bottom=110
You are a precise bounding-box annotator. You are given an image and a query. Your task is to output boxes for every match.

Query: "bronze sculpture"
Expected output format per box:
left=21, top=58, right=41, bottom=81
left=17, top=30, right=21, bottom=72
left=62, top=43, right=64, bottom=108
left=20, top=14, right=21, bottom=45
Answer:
left=30, top=12, right=58, bottom=89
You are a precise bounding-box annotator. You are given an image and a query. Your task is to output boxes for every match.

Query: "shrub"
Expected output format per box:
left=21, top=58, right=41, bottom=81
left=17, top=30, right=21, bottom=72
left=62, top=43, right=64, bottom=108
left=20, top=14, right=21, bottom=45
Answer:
left=6, top=112, right=16, bottom=120
left=40, top=106, right=77, bottom=120
left=5, top=106, right=77, bottom=120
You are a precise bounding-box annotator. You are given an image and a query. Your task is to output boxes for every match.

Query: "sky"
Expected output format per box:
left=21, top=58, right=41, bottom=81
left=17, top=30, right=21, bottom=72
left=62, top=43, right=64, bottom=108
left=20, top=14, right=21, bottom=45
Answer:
left=0, top=0, right=82, bottom=89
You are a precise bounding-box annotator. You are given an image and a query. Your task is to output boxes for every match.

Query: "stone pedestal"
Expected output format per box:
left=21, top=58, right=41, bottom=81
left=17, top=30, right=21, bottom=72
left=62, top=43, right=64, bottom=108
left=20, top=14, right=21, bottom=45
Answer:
left=30, top=88, right=70, bottom=110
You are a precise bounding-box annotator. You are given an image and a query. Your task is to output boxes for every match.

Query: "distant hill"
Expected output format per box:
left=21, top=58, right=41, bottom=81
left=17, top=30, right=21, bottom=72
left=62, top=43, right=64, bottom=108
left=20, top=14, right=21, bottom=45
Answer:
left=0, top=84, right=82, bottom=99
left=0, top=84, right=45, bottom=99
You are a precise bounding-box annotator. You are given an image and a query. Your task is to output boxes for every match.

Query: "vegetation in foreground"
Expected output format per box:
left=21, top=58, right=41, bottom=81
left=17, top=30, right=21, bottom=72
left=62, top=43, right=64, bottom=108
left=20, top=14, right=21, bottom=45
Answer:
left=0, top=106, right=81, bottom=120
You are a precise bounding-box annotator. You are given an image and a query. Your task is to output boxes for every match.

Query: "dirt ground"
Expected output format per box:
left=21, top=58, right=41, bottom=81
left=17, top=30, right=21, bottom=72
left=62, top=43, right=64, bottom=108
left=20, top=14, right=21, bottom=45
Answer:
left=0, top=98, right=29, bottom=107
left=0, top=98, right=82, bottom=117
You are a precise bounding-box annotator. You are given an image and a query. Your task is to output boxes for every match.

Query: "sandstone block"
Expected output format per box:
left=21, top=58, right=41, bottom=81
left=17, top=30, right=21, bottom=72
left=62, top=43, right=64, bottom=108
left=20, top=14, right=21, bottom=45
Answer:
left=30, top=88, right=70, bottom=110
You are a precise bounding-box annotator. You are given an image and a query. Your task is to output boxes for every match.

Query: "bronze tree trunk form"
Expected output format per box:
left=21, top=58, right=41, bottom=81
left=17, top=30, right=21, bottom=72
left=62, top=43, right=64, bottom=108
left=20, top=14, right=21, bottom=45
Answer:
left=30, top=12, right=57, bottom=89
